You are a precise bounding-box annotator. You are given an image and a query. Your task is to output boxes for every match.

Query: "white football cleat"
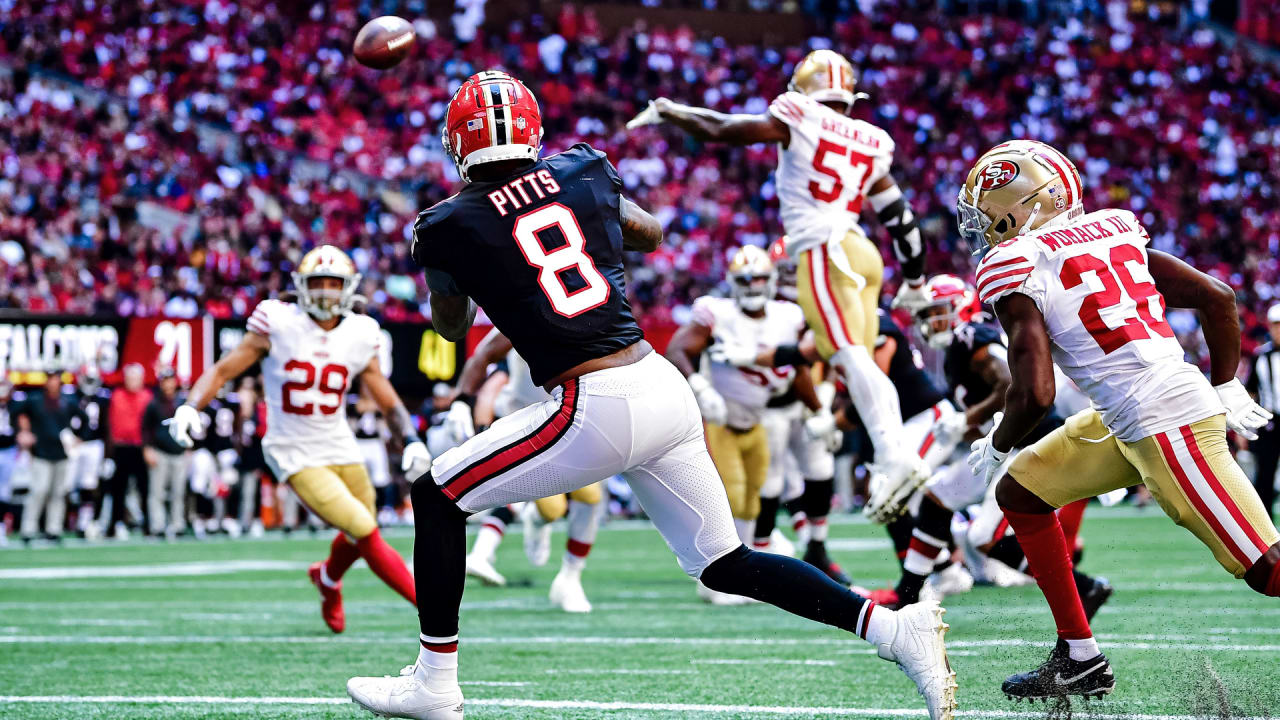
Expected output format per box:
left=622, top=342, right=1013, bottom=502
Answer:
left=874, top=601, right=957, bottom=720
left=521, top=504, right=552, bottom=567
left=927, top=563, right=974, bottom=600
left=347, top=665, right=463, bottom=720
left=695, top=581, right=754, bottom=606
left=549, top=568, right=592, bottom=613
left=864, top=454, right=931, bottom=524
left=464, top=553, right=506, bottom=587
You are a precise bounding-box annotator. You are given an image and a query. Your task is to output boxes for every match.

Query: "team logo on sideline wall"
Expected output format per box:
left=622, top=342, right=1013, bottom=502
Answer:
left=979, top=160, right=1019, bottom=190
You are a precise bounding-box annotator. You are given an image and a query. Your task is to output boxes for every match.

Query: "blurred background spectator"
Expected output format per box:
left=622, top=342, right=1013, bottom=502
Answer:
left=14, top=373, right=74, bottom=544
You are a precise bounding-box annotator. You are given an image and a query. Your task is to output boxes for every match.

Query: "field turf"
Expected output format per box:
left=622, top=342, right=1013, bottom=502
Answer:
left=1, top=506, right=1277, bottom=719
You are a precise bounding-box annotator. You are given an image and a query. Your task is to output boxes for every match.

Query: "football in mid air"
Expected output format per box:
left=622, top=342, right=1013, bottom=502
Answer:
left=353, top=16, right=415, bottom=69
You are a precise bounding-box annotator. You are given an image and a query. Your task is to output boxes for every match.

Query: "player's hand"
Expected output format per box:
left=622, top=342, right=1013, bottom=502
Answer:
left=443, top=400, right=476, bottom=444
left=707, top=341, right=759, bottom=368
left=804, top=409, right=842, bottom=453
left=688, top=374, right=728, bottom=426
left=892, top=279, right=930, bottom=314
left=931, top=411, right=970, bottom=454
left=967, top=412, right=1009, bottom=487
left=401, top=441, right=432, bottom=478
left=625, top=99, right=670, bottom=130
left=1215, top=378, right=1272, bottom=441
left=166, top=404, right=201, bottom=449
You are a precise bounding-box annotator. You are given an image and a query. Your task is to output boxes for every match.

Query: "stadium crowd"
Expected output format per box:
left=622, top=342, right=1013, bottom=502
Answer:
left=3, top=0, right=1279, bottom=351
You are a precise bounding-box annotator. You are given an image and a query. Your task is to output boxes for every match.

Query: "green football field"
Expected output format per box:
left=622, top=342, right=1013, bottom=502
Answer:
left=1, top=507, right=1277, bottom=719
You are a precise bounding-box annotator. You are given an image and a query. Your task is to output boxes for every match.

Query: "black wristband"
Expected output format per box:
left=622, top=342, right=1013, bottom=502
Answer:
left=773, top=344, right=807, bottom=368
left=455, top=393, right=477, bottom=409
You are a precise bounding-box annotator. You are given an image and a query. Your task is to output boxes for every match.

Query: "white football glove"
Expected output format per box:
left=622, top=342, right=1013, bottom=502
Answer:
left=891, top=279, right=931, bottom=314
left=707, top=341, right=759, bottom=368
left=1215, top=378, right=1272, bottom=441
left=688, top=374, right=727, bottom=426
left=167, top=404, right=202, bottom=449
left=625, top=99, right=666, bottom=130
left=443, top=400, right=476, bottom=445
left=804, top=409, right=842, bottom=453
left=967, top=412, right=1009, bottom=488
left=401, top=441, right=433, bottom=478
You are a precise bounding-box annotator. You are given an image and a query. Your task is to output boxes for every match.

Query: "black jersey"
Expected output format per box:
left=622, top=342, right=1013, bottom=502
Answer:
left=69, top=392, right=110, bottom=442
left=878, top=313, right=947, bottom=419
left=0, top=398, right=15, bottom=450
left=348, top=396, right=382, bottom=440
left=201, top=399, right=237, bottom=454
left=412, top=143, right=644, bottom=387
left=945, top=319, right=1061, bottom=445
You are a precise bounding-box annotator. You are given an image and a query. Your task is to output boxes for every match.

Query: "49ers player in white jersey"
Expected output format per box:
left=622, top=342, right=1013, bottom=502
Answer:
left=169, top=246, right=433, bottom=633
left=629, top=49, right=932, bottom=521
left=959, top=140, right=1280, bottom=701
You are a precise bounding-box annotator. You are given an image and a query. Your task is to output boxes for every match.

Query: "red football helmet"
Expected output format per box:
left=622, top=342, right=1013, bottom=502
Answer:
left=915, top=274, right=981, bottom=349
left=768, top=236, right=798, bottom=301
left=441, top=70, right=543, bottom=182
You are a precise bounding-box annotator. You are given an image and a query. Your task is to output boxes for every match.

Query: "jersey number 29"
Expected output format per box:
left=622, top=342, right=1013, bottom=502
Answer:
left=1060, top=245, right=1173, bottom=354
left=513, top=203, right=610, bottom=318
left=282, top=360, right=349, bottom=415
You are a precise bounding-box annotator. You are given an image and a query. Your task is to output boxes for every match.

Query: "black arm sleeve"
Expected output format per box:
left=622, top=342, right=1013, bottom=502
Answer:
left=877, top=196, right=924, bottom=282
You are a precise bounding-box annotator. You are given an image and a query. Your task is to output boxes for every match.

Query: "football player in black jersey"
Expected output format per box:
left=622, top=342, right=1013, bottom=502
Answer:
left=68, top=367, right=110, bottom=539
left=345, top=70, right=955, bottom=720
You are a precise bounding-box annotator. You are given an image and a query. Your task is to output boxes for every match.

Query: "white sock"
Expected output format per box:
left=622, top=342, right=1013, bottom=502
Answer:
left=810, top=517, right=829, bottom=542
left=416, top=643, right=459, bottom=693
left=832, top=346, right=904, bottom=458
left=1065, top=636, right=1101, bottom=661
left=566, top=500, right=602, bottom=547
left=469, top=524, right=503, bottom=562
left=861, top=603, right=895, bottom=646
left=733, top=518, right=755, bottom=545
left=561, top=551, right=585, bottom=573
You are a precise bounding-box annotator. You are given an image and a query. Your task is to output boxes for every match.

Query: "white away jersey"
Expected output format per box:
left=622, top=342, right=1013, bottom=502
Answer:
left=768, top=91, right=894, bottom=256
left=248, top=300, right=382, bottom=479
left=692, top=296, right=806, bottom=429
left=975, top=208, right=1222, bottom=442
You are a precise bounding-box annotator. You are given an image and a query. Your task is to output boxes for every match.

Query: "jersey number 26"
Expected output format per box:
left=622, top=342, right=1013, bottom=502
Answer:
left=1060, top=245, right=1173, bottom=354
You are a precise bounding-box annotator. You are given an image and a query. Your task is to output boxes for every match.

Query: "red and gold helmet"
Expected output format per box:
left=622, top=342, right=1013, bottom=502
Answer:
left=727, top=245, right=777, bottom=312
left=915, top=274, right=981, bottom=349
left=788, top=49, right=860, bottom=110
left=957, top=139, right=1084, bottom=252
left=441, top=71, right=543, bottom=183
left=292, top=245, right=362, bottom=321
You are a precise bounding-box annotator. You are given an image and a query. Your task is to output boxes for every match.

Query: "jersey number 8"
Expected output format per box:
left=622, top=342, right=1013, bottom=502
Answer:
left=512, top=203, right=611, bottom=318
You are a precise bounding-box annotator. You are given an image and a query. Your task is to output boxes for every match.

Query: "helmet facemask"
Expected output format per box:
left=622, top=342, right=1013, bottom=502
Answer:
left=731, top=272, right=777, bottom=313
left=916, top=301, right=959, bottom=349
left=293, top=271, right=362, bottom=321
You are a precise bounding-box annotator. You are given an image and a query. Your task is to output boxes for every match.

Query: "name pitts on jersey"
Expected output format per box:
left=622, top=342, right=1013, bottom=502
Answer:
left=413, top=143, right=644, bottom=387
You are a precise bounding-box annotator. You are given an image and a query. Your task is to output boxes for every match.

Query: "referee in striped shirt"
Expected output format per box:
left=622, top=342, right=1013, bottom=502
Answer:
left=1246, top=303, right=1280, bottom=519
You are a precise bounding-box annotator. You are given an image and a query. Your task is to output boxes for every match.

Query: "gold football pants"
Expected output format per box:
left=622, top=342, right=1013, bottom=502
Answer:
left=287, top=463, right=377, bottom=540
left=705, top=423, right=769, bottom=520
left=796, top=228, right=884, bottom=359
left=534, top=482, right=603, bottom=522
left=1010, top=410, right=1280, bottom=577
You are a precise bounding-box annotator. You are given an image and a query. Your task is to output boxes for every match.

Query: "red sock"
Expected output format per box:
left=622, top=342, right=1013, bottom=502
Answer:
left=356, top=528, right=417, bottom=605
left=1056, top=499, right=1088, bottom=555
left=1002, top=508, right=1092, bottom=640
left=325, top=533, right=361, bottom=582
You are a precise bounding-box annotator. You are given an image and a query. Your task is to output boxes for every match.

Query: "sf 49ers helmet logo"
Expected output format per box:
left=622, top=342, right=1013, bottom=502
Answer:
left=979, top=160, right=1019, bottom=190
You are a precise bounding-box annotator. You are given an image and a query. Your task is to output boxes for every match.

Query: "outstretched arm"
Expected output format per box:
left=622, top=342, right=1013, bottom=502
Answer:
left=620, top=197, right=663, bottom=252
left=966, top=345, right=1012, bottom=429
left=665, top=322, right=714, bottom=378
left=1148, top=250, right=1238, bottom=385
left=991, top=293, right=1056, bottom=453
left=187, top=333, right=269, bottom=411
left=456, top=327, right=515, bottom=399
left=653, top=99, right=790, bottom=146
left=360, top=356, right=422, bottom=446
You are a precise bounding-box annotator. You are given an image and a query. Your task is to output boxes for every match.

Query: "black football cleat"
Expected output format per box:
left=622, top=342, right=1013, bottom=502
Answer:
left=1080, top=576, right=1114, bottom=621
left=1003, top=639, right=1115, bottom=701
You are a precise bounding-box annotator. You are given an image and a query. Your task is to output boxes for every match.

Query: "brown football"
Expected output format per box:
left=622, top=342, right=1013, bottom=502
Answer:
left=353, top=16, right=415, bottom=70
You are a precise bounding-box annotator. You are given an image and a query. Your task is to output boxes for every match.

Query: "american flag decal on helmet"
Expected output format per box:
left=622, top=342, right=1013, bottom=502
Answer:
left=466, top=118, right=483, bottom=131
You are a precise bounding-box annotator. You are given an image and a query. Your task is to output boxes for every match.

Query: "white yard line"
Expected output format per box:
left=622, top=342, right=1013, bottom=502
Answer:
left=0, top=694, right=1266, bottom=719
left=0, top=560, right=308, bottom=579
